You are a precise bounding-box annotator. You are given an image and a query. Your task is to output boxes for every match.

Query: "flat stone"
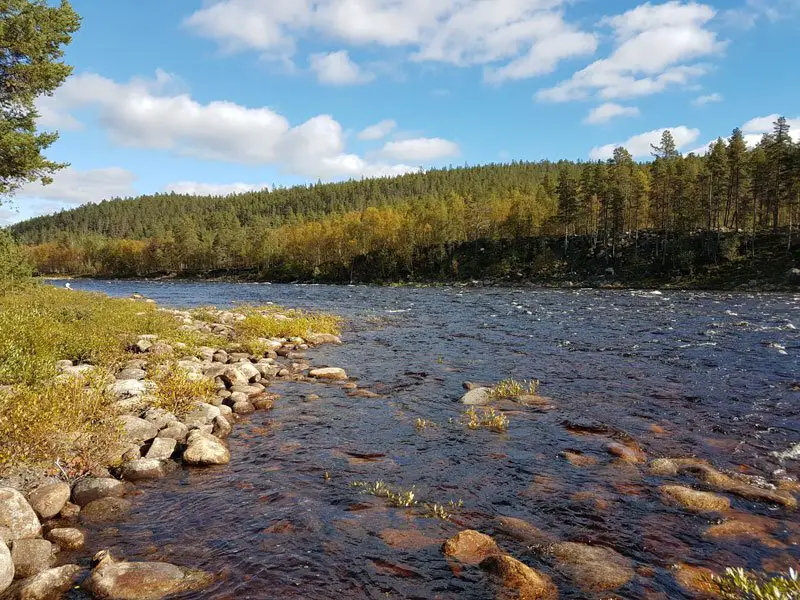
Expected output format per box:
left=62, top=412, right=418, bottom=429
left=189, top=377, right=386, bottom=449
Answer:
left=480, top=555, right=557, bottom=600
left=107, top=379, right=151, bottom=401
left=145, top=438, right=177, bottom=461
left=182, top=403, right=220, bottom=429
left=182, top=432, right=230, bottom=466
left=80, top=498, right=132, bottom=523
left=71, top=478, right=126, bottom=508
left=0, top=488, right=41, bottom=541
left=10, top=539, right=55, bottom=579
left=551, top=542, right=635, bottom=592
left=27, top=483, right=71, bottom=520
left=46, top=528, right=85, bottom=550
left=8, top=564, right=81, bottom=600
left=117, top=368, right=147, bottom=381
left=117, top=416, right=159, bottom=444
left=661, top=485, right=731, bottom=513
left=157, top=422, right=188, bottom=443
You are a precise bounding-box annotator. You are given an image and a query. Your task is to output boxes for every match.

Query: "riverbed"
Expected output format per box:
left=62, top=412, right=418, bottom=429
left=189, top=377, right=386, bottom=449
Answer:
left=54, top=280, right=799, bottom=599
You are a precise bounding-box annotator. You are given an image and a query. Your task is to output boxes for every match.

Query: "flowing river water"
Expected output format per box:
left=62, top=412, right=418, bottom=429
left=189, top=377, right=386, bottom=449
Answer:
left=53, top=280, right=799, bottom=599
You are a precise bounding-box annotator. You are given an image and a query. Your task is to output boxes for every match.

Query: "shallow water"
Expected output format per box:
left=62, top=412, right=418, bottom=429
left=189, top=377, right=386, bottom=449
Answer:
left=53, top=280, right=799, bottom=599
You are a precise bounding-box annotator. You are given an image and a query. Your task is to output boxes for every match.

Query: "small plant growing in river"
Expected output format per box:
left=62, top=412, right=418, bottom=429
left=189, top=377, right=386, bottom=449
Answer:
left=415, top=418, right=437, bottom=430
left=465, top=407, right=510, bottom=432
left=424, top=499, right=464, bottom=521
left=351, top=481, right=418, bottom=507
left=491, top=378, right=540, bottom=399
left=712, top=566, right=800, bottom=599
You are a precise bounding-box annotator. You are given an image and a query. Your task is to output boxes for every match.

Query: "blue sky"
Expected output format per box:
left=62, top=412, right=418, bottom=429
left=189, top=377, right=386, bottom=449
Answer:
left=2, top=0, right=799, bottom=225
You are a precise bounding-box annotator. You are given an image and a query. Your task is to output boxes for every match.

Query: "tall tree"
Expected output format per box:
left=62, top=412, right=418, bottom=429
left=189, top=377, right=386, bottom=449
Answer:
left=726, top=128, right=748, bottom=229
left=557, top=164, right=578, bottom=250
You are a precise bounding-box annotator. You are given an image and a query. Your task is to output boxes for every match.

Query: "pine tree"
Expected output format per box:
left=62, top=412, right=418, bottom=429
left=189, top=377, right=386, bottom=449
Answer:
left=726, top=128, right=748, bottom=230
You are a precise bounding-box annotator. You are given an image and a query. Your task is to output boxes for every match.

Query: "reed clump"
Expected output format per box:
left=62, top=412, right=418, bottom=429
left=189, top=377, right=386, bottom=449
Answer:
left=465, top=407, right=510, bottom=432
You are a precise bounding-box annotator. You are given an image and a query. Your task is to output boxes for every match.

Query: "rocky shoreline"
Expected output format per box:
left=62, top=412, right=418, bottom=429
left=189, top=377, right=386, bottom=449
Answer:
left=0, top=304, right=352, bottom=599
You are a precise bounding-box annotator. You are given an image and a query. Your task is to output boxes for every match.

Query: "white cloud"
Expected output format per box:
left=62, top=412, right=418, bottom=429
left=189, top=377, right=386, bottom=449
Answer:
left=17, top=167, right=137, bottom=205
left=379, top=137, right=460, bottom=162
left=589, top=126, right=700, bottom=160
left=358, top=119, right=397, bottom=141
left=37, top=70, right=434, bottom=181
left=0, top=209, right=16, bottom=225
left=309, top=50, right=374, bottom=85
left=184, top=0, right=597, bottom=83
left=742, top=113, right=800, bottom=142
left=537, top=1, right=725, bottom=103
left=583, top=102, right=640, bottom=124
left=692, top=92, right=722, bottom=106
left=165, top=182, right=270, bottom=196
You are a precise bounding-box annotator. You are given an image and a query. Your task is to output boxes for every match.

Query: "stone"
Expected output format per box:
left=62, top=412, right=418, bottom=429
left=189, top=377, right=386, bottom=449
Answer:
left=71, top=478, right=126, bottom=507
left=157, top=422, right=188, bottom=443
left=10, top=539, right=55, bottom=579
left=142, top=408, right=177, bottom=430
left=560, top=450, right=599, bottom=468
left=460, top=387, right=492, bottom=406
left=252, top=394, right=276, bottom=411
left=220, top=366, right=248, bottom=388
left=309, top=368, right=348, bottom=381
left=80, top=498, right=132, bottom=523
left=145, top=438, right=177, bottom=461
left=107, top=380, right=150, bottom=401
left=46, top=528, right=85, bottom=550
left=87, top=551, right=212, bottom=600
left=235, top=362, right=260, bottom=383
left=255, top=364, right=279, bottom=379
left=26, top=484, right=71, bottom=520
left=672, top=563, right=720, bottom=597
left=227, top=391, right=248, bottom=404
left=661, top=485, right=731, bottom=513
left=120, top=459, right=168, bottom=482
left=0, top=528, right=11, bottom=546
left=182, top=432, right=230, bottom=466
left=551, top=542, right=635, bottom=592
left=117, top=416, right=159, bottom=444
left=607, top=442, right=646, bottom=464
left=58, top=504, right=80, bottom=520
left=232, top=401, right=255, bottom=415
left=0, top=488, right=41, bottom=541
left=495, top=516, right=552, bottom=545
left=304, top=333, right=342, bottom=346
left=135, top=339, right=153, bottom=353
left=347, top=389, right=381, bottom=398
left=1, top=541, right=12, bottom=594
left=55, top=360, right=73, bottom=371
left=212, top=350, right=228, bottom=364
left=480, top=555, right=557, bottom=600
left=211, top=416, right=232, bottom=439
left=229, top=385, right=263, bottom=398
left=8, top=564, right=81, bottom=600
left=116, top=368, right=146, bottom=381
left=182, top=403, right=220, bottom=429
left=59, top=365, right=95, bottom=379
left=442, top=530, right=500, bottom=565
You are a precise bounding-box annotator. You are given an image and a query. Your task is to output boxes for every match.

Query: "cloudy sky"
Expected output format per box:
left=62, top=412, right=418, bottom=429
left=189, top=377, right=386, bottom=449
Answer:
left=4, top=0, right=800, bottom=224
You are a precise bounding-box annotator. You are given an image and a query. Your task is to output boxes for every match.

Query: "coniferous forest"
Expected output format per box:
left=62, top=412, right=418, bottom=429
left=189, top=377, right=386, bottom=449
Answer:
left=9, top=122, right=800, bottom=287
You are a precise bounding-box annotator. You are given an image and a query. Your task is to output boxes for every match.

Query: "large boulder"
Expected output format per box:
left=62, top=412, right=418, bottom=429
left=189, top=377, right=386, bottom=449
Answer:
left=117, top=416, right=159, bottom=444
left=182, top=432, right=230, bottom=466
left=87, top=551, right=212, bottom=600
left=309, top=368, right=348, bottom=381
left=479, top=555, right=557, bottom=600
left=0, top=489, right=41, bottom=541
left=182, top=403, right=220, bottom=429
left=442, top=530, right=500, bottom=565
left=6, top=564, right=81, bottom=600
left=551, top=542, right=635, bottom=592
left=10, top=539, right=55, bottom=579
left=46, top=528, right=85, bottom=550
left=26, top=483, right=71, bottom=520
left=71, top=478, right=126, bottom=508
left=220, top=366, right=248, bottom=388
left=460, top=387, right=492, bottom=406
left=1, top=541, right=13, bottom=594
left=119, top=459, right=169, bottom=482
left=80, top=498, right=132, bottom=523
left=145, top=438, right=177, bottom=461
left=305, top=333, right=342, bottom=346
left=235, top=362, right=260, bottom=383
left=107, top=380, right=152, bottom=401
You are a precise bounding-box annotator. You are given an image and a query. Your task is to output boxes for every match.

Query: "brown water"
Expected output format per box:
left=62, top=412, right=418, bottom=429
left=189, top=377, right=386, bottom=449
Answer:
left=55, top=281, right=800, bottom=599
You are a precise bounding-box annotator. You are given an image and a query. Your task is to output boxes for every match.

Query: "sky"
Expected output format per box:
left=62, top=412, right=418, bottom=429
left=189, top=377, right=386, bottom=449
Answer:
left=3, top=0, right=800, bottom=225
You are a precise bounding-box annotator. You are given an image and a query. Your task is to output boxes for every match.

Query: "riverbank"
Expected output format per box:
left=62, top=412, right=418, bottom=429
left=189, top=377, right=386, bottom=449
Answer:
left=0, top=285, right=350, bottom=598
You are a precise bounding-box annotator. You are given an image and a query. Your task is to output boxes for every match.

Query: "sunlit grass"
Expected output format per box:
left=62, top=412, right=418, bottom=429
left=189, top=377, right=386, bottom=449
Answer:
left=150, top=365, right=216, bottom=416
left=351, top=481, right=418, bottom=507
left=424, top=499, right=464, bottom=521
left=232, top=305, right=342, bottom=340
left=415, top=418, right=437, bottom=430
left=490, top=378, right=540, bottom=399
left=465, top=407, right=510, bottom=432
left=713, top=566, right=800, bottom=599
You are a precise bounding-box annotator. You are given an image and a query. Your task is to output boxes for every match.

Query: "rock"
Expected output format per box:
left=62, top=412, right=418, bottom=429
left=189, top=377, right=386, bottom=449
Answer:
left=252, top=394, right=277, bottom=411
left=8, top=564, right=81, bottom=600
left=1, top=541, right=13, bottom=594
left=442, top=530, right=501, bottom=565
left=59, top=365, right=95, bottom=379
left=117, top=416, right=159, bottom=444
left=560, top=450, right=598, bottom=468
left=80, top=498, right=132, bottom=523
left=142, top=408, right=177, bottom=430
left=107, top=380, right=150, bottom=401
left=235, top=362, right=260, bottom=383
left=347, top=389, right=381, bottom=399
left=255, top=364, right=279, bottom=379
left=46, top=528, right=84, bottom=550
left=672, top=563, right=720, bottom=597
left=120, top=459, right=168, bottom=482
left=460, top=387, right=492, bottom=406
left=211, top=416, right=232, bottom=439
left=87, top=550, right=212, bottom=600
left=135, top=339, right=153, bottom=353
left=26, top=484, right=71, bottom=520
left=786, top=268, right=800, bottom=285
left=772, top=443, right=800, bottom=462
left=212, top=351, right=228, bottom=364
left=229, top=385, right=263, bottom=398
left=0, top=489, right=41, bottom=541
left=71, top=478, right=126, bottom=507
left=58, top=504, right=80, bottom=520
left=182, top=403, right=220, bottom=429
left=309, top=368, right=348, bottom=381
left=495, top=517, right=552, bottom=546
left=661, top=485, right=731, bottom=513
left=551, top=542, right=634, bottom=592
left=157, top=422, right=188, bottom=443
left=607, top=442, right=646, bottom=464
left=305, top=333, right=342, bottom=346
left=479, top=555, right=557, bottom=600
left=231, top=401, right=255, bottom=415
left=220, top=366, right=248, bottom=388
left=116, top=369, right=146, bottom=381
left=182, top=432, right=230, bottom=466
left=227, top=391, right=248, bottom=405
left=0, top=529, right=11, bottom=546
left=10, top=540, right=55, bottom=579
left=145, top=438, right=177, bottom=461
left=55, top=360, right=73, bottom=371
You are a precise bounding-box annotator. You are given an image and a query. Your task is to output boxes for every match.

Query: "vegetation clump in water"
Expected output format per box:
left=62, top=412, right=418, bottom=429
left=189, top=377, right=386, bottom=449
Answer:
left=351, top=481, right=417, bottom=507
left=713, top=566, right=800, bottom=599
left=465, top=407, right=510, bottom=432
left=491, top=378, right=540, bottom=399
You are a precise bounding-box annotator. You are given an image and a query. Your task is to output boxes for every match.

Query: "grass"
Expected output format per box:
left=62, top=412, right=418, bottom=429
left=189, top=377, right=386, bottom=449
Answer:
left=465, top=407, right=510, bottom=432
left=424, top=499, right=464, bottom=521
left=232, top=305, right=342, bottom=340
left=150, top=366, right=216, bottom=416
left=415, top=418, right=437, bottom=430
left=490, top=378, right=540, bottom=399
left=351, top=481, right=418, bottom=507
left=713, top=566, right=800, bottom=599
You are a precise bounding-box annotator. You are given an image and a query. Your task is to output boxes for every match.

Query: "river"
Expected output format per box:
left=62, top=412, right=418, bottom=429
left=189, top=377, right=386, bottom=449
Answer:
left=54, top=280, right=799, bottom=599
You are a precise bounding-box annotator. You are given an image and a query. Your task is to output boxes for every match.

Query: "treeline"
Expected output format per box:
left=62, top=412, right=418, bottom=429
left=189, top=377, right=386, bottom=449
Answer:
left=11, top=118, right=800, bottom=283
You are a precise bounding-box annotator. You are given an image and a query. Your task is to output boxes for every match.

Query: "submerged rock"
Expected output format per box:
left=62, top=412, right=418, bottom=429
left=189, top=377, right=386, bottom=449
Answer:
left=672, top=563, right=720, bottom=597
left=80, top=498, right=132, bottom=523
left=607, top=442, right=646, bottom=464
left=309, top=368, right=348, bottom=381
left=495, top=517, right=552, bottom=546
left=10, top=539, right=55, bottom=579
left=71, top=478, right=126, bottom=507
left=551, top=542, right=635, bottom=592
left=0, top=488, right=41, bottom=541
left=7, top=564, right=81, bottom=600
left=479, top=555, right=557, bottom=600
left=460, top=387, right=492, bottom=406
left=660, top=485, right=731, bottom=513
left=26, top=483, right=71, bottom=521
left=442, top=530, right=501, bottom=565
left=87, top=551, right=212, bottom=600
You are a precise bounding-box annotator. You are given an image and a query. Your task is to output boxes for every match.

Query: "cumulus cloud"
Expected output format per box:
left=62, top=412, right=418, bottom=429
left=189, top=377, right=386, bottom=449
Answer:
left=537, top=1, right=725, bottom=103
left=589, top=125, right=700, bottom=160
left=583, top=103, right=640, bottom=124
left=687, top=113, right=800, bottom=155
left=184, top=0, right=597, bottom=82
left=692, top=92, right=722, bottom=106
left=17, top=167, right=137, bottom=205
left=379, top=137, right=460, bottom=162
left=165, top=182, right=270, bottom=196
left=36, top=70, right=432, bottom=180
left=309, top=50, right=375, bottom=85
left=358, top=119, right=397, bottom=141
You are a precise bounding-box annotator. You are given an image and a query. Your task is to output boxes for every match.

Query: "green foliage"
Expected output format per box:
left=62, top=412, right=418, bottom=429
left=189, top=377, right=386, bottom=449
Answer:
left=150, top=365, right=215, bottom=416
left=0, top=229, right=32, bottom=292
left=234, top=307, right=342, bottom=340
left=490, top=378, right=540, bottom=398
left=0, top=0, right=81, bottom=198
left=351, top=481, right=418, bottom=507
left=713, top=566, right=800, bottom=599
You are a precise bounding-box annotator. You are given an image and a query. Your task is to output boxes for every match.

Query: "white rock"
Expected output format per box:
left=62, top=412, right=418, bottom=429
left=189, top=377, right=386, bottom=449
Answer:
left=0, top=541, right=13, bottom=594
left=117, top=415, right=159, bottom=443
left=309, top=368, right=348, bottom=381
left=460, top=387, right=492, bottom=405
left=0, top=488, right=41, bottom=541
left=145, top=438, right=177, bottom=461
left=183, top=432, right=230, bottom=466
left=182, top=403, right=221, bottom=429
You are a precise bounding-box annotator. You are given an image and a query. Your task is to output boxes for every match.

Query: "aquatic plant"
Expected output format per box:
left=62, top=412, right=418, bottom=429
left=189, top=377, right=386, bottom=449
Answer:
left=713, top=566, right=800, bottom=599
left=465, top=407, right=510, bottom=432
left=415, top=418, right=437, bottom=430
left=491, top=378, right=540, bottom=398
left=351, top=481, right=418, bottom=507
left=424, top=499, right=464, bottom=521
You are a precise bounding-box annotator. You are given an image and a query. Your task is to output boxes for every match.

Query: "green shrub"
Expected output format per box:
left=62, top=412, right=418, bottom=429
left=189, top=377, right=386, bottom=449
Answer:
left=0, top=229, right=32, bottom=294
left=713, top=566, right=800, bottom=599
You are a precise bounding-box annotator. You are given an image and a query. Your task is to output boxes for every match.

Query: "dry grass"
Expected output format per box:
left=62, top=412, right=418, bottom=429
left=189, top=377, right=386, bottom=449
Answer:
left=233, top=305, right=342, bottom=340
left=713, top=566, right=800, bottom=599
left=351, top=481, right=418, bottom=507
left=150, top=366, right=216, bottom=416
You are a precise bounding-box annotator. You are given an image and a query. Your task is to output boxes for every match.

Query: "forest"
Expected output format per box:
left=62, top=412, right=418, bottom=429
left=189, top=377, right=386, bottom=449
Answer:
left=9, top=118, right=800, bottom=286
